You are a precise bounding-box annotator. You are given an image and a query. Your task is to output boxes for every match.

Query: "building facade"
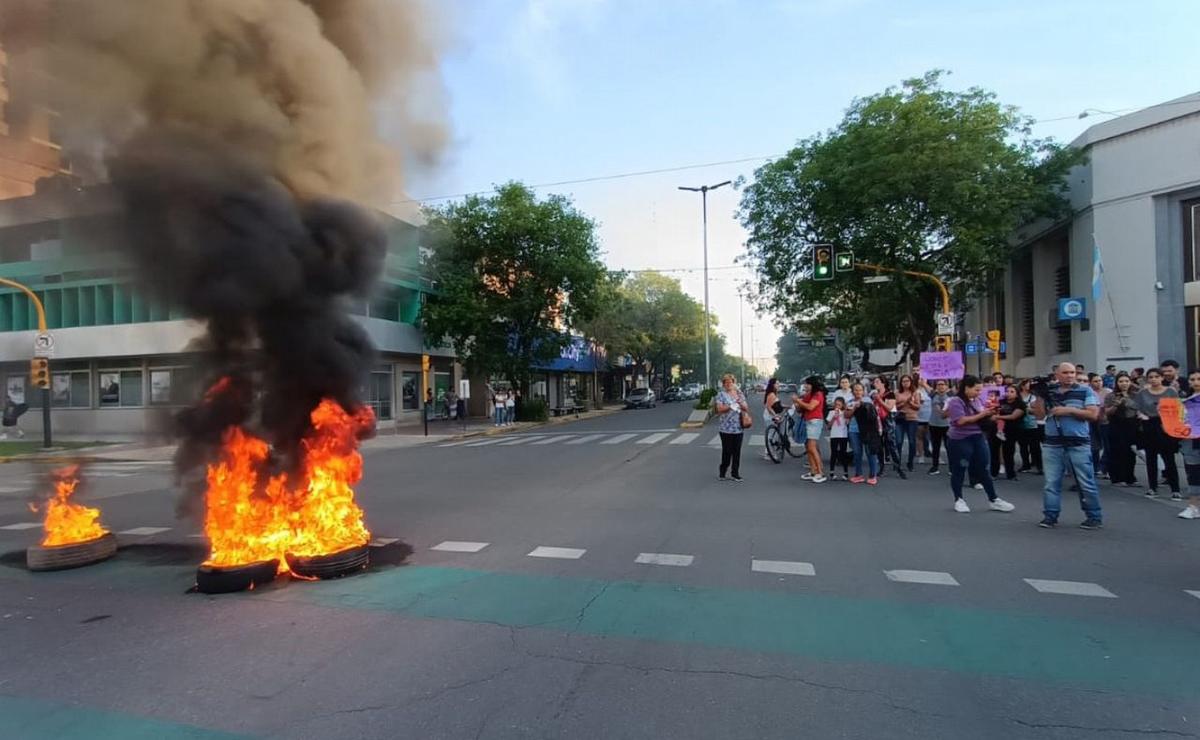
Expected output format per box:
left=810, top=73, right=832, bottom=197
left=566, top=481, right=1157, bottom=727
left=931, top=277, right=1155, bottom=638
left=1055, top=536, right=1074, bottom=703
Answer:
left=0, top=41, right=73, bottom=200
left=965, top=93, right=1200, bottom=377
left=0, top=187, right=454, bottom=436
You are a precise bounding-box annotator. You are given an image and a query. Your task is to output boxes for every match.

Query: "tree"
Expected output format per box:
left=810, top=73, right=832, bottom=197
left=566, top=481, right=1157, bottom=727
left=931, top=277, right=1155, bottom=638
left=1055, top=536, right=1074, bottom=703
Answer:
left=738, top=70, right=1082, bottom=370
left=420, top=182, right=606, bottom=396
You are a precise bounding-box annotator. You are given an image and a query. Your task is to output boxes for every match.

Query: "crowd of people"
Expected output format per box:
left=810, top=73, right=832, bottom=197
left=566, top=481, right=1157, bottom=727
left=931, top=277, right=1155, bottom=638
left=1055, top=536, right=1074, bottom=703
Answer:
left=713, top=358, right=1200, bottom=527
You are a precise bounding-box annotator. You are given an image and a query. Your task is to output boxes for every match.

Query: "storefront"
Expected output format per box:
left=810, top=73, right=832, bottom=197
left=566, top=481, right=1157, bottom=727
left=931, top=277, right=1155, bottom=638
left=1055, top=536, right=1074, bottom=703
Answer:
left=531, top=336, right=607, bottom=409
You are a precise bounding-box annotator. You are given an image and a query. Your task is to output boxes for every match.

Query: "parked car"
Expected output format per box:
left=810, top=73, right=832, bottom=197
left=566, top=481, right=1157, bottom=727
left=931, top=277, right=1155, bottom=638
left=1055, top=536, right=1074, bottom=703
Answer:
left=662, top=386, right=682, bottom=402
left=684, top=383, right=702, bottom=400
left=624, top=388, right=656, bottom=409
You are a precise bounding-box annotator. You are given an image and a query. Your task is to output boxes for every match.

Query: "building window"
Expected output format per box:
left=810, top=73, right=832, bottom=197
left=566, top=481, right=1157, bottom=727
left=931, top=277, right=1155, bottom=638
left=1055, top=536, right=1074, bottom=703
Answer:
left=1054, top=266, right=1072, bottom=354
left=367, top=367, right=393, bottom=420
left=1020, top=276, right=1035, bottom=358
left=5, top=374, right=25, bottom=405
left=52, top=370, right=90, bottom=408
left=98, top=369, right=143, bottom=407
left=29, top=106, right=63, bottom=149
left=149, top=367, right=194, bottom=406
left=401, top=371, right=419, bottom=411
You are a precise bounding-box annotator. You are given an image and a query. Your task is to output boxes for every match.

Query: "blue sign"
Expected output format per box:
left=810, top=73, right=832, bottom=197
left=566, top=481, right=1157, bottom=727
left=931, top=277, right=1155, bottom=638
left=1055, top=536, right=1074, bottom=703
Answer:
left=983, top=342, right=1007, bottom=354
left=533, top=335, right=606, bottom=372
left=1057, top=297, right=1087, bottom=322
left=965, top=343, right=979, bottom=355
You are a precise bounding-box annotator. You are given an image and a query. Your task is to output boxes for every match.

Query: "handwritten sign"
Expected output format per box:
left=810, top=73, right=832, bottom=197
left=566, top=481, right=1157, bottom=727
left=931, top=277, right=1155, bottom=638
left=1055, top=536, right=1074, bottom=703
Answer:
left=918, top=351, right=964, bottom=380
left=979, top=384, right=1005, bottom=407
left=1160, top=396, right=1200, bottom=439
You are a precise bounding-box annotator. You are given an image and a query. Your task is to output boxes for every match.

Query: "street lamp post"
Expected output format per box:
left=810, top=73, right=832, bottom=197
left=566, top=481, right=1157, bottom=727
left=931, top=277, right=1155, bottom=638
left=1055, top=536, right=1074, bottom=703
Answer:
left=738, top=291, right=745, bottom=388
left=678, top=180, right=731, bottom=389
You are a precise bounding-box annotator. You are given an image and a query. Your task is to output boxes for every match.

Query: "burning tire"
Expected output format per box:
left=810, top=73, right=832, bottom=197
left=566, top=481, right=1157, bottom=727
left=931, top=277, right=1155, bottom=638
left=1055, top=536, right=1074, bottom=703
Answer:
left=26, top=532, right=117, bottom=572
left=285, top=544, right=370, bottom=580
left=195, top=560, right=279, bottom=594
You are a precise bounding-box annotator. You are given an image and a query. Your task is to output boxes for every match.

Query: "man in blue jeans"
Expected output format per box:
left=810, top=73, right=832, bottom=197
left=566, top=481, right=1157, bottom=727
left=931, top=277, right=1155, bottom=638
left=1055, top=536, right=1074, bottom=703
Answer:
left=1032, top=362, right=1103, bottom=530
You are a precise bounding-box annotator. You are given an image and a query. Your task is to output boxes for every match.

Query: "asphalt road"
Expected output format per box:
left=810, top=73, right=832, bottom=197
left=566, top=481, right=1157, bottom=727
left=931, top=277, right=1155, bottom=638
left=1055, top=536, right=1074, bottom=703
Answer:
left=1, top=398, right=1198, bottom=739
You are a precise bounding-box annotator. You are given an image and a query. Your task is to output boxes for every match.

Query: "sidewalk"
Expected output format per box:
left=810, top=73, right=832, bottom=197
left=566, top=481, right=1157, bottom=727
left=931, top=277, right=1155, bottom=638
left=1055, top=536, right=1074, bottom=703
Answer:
left=2, top=404, right=624, bottom=463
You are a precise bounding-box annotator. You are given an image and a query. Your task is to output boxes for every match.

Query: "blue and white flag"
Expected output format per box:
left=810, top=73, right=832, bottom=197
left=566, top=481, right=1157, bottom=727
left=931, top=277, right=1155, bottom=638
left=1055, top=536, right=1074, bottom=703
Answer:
left=1092, top=243, right=1104, bottom=302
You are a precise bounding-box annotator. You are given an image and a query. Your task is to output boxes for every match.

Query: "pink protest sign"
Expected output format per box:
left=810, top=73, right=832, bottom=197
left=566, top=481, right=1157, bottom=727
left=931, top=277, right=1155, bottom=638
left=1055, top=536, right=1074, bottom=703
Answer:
left=918, top=351, right=964, bottom=380
left=1160, top=396, right=1200, bottom=439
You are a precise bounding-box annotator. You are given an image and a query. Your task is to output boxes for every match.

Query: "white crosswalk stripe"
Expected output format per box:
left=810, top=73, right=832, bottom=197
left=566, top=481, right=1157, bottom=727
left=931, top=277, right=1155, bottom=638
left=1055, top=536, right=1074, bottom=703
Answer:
left=637, top=432, right=671, bottom=445
left=1024, top=579, right=1117, bottom=598
left=1187, top=590, right=1200, bottom=601
left=885, top=569, right=959, bottom=586
left=496, top=435, right=546, bottom=446
left=117, top=527, right=172, bottom=536
left=635, top=552, right=694, bottom=567
left=431, top=541, right=490, bottom=553
left=463, top=438, right=504, bottom=447
left=370, top=538, right=400, bottom=547
left=601, top=433, right=637, bottom=445
left=0, top=522, right=41, bottom=530
left=566, top=434, right=607, bottom=445
left=670, top=433, right=699, bottom=445
left=752, top=559, right=816, bottom=576
left=531, top=435, right=576, bottom=445
left=706, top=435, right=722, bottom=447
left=527, top=546, right=587, bottom=560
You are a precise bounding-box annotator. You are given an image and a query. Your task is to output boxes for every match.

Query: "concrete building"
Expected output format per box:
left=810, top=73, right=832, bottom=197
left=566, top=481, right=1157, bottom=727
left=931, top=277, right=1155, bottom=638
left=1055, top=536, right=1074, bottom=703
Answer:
left=966, top=92, right=1200, bottom=377
left=0, top=186, right=455, bottom=437
left=0, top=41, right=73, bottom=200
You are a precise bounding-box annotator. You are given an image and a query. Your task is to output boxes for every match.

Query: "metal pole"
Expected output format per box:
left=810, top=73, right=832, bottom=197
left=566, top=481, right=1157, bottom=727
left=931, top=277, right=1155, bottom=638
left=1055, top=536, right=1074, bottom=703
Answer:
left=701, top=187, right=710, bottom=389
left=739, top=291, right=745, bottom=388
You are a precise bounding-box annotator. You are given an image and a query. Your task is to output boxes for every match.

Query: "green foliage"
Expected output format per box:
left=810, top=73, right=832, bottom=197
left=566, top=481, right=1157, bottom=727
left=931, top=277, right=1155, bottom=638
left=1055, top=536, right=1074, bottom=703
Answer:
left=518, top=398, right=549, bottom=422
left=738, top=70, right=1083, bottom=367
left=695, top=387, right=717, bottom=410
left=420, top=182, right=607, bottom=393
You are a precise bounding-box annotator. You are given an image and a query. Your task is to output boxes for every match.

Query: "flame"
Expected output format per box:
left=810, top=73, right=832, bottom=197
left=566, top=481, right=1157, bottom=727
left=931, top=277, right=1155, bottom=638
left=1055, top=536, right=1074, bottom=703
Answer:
left=202, top=399, right=374, bottom=573
left=30, top=466, right=109, bottom=547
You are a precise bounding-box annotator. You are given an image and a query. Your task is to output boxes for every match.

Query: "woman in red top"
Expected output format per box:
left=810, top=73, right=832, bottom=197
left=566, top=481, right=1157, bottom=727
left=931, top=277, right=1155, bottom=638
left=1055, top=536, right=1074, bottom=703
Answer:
left=794, top=375, right=827, bottom=483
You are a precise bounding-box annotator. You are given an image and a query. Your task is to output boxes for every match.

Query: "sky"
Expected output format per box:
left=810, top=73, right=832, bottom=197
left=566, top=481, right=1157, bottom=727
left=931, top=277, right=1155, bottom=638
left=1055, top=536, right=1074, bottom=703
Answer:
left=397, top=0, right=1199, bottom=375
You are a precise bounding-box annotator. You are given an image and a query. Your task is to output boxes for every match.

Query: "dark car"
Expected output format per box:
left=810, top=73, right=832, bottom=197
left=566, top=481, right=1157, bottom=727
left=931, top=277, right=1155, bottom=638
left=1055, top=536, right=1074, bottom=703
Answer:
left=624, top=388, right=656, bottom=409
left=662, top=386, right=682, bottom=402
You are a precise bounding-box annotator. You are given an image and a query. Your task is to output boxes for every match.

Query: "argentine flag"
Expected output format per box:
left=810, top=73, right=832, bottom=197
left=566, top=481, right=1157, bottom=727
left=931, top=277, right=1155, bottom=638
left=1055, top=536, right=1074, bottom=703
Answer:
left=1092, top=243, right=1104, bottom=302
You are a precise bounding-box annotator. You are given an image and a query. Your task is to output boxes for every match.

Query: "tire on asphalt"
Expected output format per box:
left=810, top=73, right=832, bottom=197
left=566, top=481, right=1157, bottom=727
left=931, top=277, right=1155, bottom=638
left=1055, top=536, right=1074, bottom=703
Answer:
left=765, top=426, right=783, bottom=464
left=26, top=532, right=117, bottom=572
left=195, top=560, right=279, bottom=594
left=285, top=544, right=370, bottom=580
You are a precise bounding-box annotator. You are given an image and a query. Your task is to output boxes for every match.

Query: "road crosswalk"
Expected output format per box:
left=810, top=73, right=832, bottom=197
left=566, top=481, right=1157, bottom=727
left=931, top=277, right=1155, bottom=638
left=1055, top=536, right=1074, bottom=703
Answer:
left=438, top=430, right=732, bottom=450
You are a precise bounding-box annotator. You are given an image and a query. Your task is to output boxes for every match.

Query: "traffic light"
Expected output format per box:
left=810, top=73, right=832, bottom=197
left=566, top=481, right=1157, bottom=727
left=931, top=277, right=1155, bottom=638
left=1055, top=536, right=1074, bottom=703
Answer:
left=421, top=354, right=431, bottom=372
left=813, top=244, right=833, bottom=281
left=835, top=250, right=854, bottom=272
left=986, top=329, right=1001, bottom=351
left=30, top=358, right=49, bottom=389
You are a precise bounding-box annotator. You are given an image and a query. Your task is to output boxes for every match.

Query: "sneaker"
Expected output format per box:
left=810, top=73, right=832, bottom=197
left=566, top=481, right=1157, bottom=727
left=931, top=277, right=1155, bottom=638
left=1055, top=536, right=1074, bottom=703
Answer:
left=801, top=472, right=814, bottom=481
left=1122, top=482, right=1140, bottom=488
left=718, top=474, right=727, bottom=481
left=849, top=475, right=865, bottom=484
left=731, top=475, right=744, bottom=483
left=989, top=498, right=1015, bottom=513
left=811, top=475, right=827, bottom=483
left=973, top=483, right=984, bottom=490
left=1079, top=518, right=1103, bottom=530
left=1178, top=506, right=1200, bottom=520
left=954, top=499, right=971, bottom=513
left=866, top=477, right=878, bottom=486
left=1170, top=492, right=1183, bottom=501
left=927, top=468, right=940, bottom=476
left=996, top=431, right=1006, bottom=441
left=1144, top=490, right=1158, bottom=498
left=1038, top=517, right=1057, bottom=528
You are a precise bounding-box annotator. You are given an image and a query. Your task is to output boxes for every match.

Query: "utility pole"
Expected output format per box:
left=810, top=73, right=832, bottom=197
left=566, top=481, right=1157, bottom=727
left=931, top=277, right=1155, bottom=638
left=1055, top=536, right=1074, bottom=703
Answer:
left=678, top=180, right=731, bottom=388
left=738, top=291, right=745, bottom=388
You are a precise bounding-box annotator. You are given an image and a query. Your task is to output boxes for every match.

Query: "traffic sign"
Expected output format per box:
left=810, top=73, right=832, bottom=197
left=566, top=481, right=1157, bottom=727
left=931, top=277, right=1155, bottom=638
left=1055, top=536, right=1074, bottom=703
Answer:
left=1057, top=297, right=1087, bottom=321
left=835, top=251, right=854, bottom=272
left=982, top=342, right=1007, bottom=354
left=936, top=313, right=955, bottom=336
left=965, top=343, right=979, bottom=355
left=33, top=332, right=53, bottom=358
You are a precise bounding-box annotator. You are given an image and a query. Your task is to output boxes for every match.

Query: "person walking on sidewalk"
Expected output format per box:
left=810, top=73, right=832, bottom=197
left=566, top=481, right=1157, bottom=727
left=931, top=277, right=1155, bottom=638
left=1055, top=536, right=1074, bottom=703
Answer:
left=944, top=375, right=1015, bottom=514
left=715, top=373, right=748, bottom=482
left=1033, top=362, right=1103, bottom=530
left=1135, top=367, right=1182, bottom=499
left=1104, top=372, right=1141, bottom=488
left=1177, top=369, right=1200, bottom=519
left=926, top=379, right=950, bottom=475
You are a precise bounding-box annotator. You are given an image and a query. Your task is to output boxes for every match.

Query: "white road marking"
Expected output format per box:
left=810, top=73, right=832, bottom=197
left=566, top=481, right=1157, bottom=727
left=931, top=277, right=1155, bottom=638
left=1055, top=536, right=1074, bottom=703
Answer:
left=531, top=435, right=575, bottom=445
left=463, top=438, right=504, bottom=447
left=496, top=435, right=545, bottom=446
left=706, top=435, right=722, bottom=447
left=437, top=440, right=474, bottom=447
left=117, top=527, right=171, bottom=536
left=187, top=534, right=207, bottom=539
left=635, top=552, right=694, bottom=567
left=527, top=546, right=587, bottom=560
left=566, top=434, right=607, bottom=445
left=670, top=433, right=700, bottom=445
left=0, top=522, right=41, bottom=530
left=370, top=538, right=400, bottom=547
left=601, top=433, right=637, bottom=445
left=1023, top=579, right=1117, bottom=598
left=752, top=559, right=816, bottom=576
left=1187, top=590, right=1200, bottom=601
left=431, top=540, right=489, bottom=553
left=885, top=569, right=960, bottom=586
left=0, top=486, right=28, bottom=493
left=637, top=432, right=671, bottom=445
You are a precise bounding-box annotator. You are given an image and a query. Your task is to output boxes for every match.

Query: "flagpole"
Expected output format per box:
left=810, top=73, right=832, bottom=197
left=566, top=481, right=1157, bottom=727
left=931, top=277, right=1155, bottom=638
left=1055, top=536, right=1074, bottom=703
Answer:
left=1094, top=241, right=1129, bottom=353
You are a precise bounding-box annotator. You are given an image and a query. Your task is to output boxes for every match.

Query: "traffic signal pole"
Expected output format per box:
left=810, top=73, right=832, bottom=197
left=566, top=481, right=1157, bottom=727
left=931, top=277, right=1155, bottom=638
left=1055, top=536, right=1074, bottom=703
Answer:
left=0, top=277, right=51, bottom=447
left=854, top=262, right=954, bottom=351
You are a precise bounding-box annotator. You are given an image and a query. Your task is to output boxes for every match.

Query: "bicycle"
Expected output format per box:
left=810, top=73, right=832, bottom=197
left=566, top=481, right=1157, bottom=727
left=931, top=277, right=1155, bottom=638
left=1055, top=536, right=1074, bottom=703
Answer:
left=765, top=410, right=806, bottom=464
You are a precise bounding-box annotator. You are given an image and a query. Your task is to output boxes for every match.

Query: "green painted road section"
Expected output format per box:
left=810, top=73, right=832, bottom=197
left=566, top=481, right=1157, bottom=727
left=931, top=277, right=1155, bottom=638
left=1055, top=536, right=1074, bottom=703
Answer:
left=265, top=565, right=1200, bottom=697
left=0, top=694, right=251, bottom=740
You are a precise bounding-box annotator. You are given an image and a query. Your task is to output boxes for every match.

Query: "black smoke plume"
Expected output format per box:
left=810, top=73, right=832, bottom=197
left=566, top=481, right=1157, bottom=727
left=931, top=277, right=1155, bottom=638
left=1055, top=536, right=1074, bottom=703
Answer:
left=108, top=128, right=385, bottom=479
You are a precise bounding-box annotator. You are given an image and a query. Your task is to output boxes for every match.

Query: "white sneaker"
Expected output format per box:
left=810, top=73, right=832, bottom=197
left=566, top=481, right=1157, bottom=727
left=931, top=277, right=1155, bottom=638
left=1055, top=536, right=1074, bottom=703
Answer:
left=973, top=483, right=984, bottom=490
left=811, top=475, right=827, bottom=483
left=989, top=498, right=1015, bottom=513
left=1178, top=505, right=1200, bottom=520
left=801, top=472, right=814, bottom=481
left=954, top=499, right=971, bottom=513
